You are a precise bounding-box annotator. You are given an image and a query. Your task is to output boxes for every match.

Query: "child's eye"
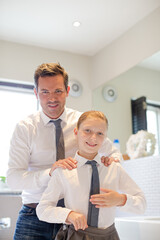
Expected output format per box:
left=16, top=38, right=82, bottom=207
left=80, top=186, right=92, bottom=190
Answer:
left=84, top=129, right=90, bottom=133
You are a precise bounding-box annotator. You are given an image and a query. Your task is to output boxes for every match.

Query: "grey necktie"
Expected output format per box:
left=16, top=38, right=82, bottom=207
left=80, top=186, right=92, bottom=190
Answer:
left=52, top=119, right=65, bottom=161
left=51, top=119, right=65, bottom=207
left=86, top=160, right=100, bottom=227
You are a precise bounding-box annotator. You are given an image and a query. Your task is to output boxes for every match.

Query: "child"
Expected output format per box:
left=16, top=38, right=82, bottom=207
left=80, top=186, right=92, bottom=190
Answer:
left=37, top=111, right=146, bottom=240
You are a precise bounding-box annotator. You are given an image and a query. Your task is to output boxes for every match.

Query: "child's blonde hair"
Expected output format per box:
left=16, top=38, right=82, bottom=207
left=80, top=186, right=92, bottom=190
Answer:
left=77, top=111, right=108, bottom=129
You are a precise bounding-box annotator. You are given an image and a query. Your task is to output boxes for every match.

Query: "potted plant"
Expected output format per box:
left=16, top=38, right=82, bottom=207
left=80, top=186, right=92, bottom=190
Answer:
left=0, top=176, right=7, bottom=189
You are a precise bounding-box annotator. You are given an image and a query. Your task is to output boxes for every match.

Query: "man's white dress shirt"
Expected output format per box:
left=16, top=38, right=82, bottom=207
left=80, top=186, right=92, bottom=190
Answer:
left=7, top=107, right=121, bottom=204
left=37, top=153, right=146, bottom=229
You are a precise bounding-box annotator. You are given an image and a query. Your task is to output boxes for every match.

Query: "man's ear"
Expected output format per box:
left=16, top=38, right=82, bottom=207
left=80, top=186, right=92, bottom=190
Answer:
left=67, top=86, right=70, bottom=96
left=34, top=88, right=38, bottom=99
left=74, top=127, right=78, bottom=135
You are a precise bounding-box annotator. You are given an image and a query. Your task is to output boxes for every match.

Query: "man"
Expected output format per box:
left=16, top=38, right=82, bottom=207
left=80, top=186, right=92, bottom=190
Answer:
left=7, top=63, right=122, bottom=240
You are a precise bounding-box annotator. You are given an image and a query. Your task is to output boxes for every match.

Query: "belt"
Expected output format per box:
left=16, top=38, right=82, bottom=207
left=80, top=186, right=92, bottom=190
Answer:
left=24, top=203, right=38, bottom=208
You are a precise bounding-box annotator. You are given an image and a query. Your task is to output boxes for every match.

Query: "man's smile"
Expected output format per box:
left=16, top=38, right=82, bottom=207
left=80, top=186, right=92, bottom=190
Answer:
left=48, top=102, right=59, bottom=108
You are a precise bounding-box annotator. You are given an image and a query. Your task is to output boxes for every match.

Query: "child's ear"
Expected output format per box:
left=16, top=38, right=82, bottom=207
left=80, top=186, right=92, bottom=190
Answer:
left=74, top=127, right=78, bottom=135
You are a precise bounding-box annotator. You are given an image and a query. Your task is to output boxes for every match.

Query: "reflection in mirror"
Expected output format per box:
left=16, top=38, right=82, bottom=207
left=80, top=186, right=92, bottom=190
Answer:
left=131, top=96, right=160, bottom=155
left=92, top=51, right=160, bottom=155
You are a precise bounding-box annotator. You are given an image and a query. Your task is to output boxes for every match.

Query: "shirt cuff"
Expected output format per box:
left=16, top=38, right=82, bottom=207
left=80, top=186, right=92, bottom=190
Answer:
left=63, top=209, right=72, bottom=224
left=119, top=194, right=131, bottom=211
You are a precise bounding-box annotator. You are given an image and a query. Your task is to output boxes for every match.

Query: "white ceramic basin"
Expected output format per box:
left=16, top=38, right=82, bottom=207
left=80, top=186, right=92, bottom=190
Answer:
left=115, top=216, right=160, bottom=240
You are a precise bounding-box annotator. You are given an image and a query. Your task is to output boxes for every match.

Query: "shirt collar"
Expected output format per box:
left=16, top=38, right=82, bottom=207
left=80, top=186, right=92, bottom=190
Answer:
left=74, top=152, right=103, bottom=168
left=40, top=107, right=67, bottom=126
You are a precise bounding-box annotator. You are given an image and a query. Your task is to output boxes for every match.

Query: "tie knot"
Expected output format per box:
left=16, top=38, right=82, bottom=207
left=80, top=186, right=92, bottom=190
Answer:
left=85, top=160, right=97, bottom=166
left=50, top=119, right=62, bottom=128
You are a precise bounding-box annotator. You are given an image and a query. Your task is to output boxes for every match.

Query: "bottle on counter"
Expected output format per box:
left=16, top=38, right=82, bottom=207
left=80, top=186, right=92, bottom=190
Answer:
left=113, top=139, right=120, bottom=150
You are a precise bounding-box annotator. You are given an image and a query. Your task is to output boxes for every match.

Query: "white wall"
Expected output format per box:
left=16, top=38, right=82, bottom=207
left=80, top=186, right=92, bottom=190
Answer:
left=92, top=66, right=160, bottom=153
left=0, top=40, right=92, bottom=112
left=90, top=7, right=160, bottom=89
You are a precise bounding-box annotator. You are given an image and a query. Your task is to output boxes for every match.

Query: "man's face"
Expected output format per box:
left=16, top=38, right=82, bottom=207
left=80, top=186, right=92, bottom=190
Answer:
left=74, top=117, right=107, bottom=160
left=34, top=75, right=69, bottom=119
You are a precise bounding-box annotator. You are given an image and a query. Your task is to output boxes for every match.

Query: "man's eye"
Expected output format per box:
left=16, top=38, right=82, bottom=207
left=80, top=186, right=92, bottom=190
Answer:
left=55, top=89, right=63, bottom=94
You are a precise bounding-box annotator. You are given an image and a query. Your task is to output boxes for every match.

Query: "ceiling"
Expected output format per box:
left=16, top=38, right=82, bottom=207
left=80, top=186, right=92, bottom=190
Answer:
left=138, top=51, right=160, bottom=72
left=0, top=0, right=160, bottom=70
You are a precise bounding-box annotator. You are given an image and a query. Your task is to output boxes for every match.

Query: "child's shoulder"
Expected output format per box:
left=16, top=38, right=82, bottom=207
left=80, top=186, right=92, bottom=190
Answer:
left=107, top=161, right=122, bottom=170
left=52, top=167, right=77, bottom=179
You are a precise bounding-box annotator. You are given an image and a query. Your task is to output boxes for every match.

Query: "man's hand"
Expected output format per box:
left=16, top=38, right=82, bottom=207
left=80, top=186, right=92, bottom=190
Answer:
left=49, top=157, right=77, bottom=176
left=66, top=211, right=88, bottom=231
left=90, top=188, right=127, bottom=208
left=101, top=156, right=119, bottom=167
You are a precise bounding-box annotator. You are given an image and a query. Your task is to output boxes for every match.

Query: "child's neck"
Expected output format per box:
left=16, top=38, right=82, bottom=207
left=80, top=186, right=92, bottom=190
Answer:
left=77, top=150, right=98, bottom=160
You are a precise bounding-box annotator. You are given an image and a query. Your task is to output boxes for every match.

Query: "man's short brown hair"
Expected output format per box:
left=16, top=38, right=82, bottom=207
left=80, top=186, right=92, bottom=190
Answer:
left=34, top=63, right=68, bottom=91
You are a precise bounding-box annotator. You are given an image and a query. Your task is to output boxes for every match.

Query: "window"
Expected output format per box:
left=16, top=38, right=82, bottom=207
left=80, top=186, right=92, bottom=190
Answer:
left=131, top=96, right=147, bottom=134
left=147, top=104, right=160, bottom=155
left=0, top=80, right=38, bottom=177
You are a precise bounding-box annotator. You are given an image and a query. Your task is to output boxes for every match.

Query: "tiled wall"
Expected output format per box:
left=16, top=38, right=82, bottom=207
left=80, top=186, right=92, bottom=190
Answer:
left=116, top=155, right=160, bottom=217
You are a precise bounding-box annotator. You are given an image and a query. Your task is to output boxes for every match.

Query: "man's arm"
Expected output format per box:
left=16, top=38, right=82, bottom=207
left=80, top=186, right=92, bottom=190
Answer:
left=49, top=157, right=77, bottom=176
left=7, top=123, right=78, bottom=190
left=7, top=123, right=51, bottom=190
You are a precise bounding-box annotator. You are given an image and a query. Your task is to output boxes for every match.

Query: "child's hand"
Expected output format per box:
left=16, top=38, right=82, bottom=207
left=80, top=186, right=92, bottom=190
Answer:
left=66, top=211, right=88, bottom=231
left=90, top=188, right=127, bottom=207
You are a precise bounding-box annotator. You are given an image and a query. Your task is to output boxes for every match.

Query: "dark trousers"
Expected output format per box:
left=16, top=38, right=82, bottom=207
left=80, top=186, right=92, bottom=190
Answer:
left=55, top=224, right=120, bottom=240
left=14, top=205, right=62, bottom=240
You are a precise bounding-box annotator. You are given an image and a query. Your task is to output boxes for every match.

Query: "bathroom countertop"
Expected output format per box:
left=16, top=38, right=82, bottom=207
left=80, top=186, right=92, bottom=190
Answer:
left=0, top=188, right=21, bottom=195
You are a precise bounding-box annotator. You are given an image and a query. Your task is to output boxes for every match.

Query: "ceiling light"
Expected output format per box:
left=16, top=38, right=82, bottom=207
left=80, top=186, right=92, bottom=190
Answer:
left=73, top=21, right=81, bottom=27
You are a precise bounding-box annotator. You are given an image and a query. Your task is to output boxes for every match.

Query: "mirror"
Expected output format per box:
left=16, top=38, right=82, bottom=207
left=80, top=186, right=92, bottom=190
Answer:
left=92, top=51, right=160, bottom=154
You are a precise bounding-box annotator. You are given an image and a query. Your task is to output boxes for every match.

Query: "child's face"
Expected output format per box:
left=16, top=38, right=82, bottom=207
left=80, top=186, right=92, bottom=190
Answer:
left=74, top=117, right=107, bottom=160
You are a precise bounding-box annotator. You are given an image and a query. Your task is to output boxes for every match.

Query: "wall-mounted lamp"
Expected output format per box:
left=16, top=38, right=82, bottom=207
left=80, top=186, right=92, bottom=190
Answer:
left=102, top=86, right=117, bottom=102
left=69, top=80, right=82, bottom=97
